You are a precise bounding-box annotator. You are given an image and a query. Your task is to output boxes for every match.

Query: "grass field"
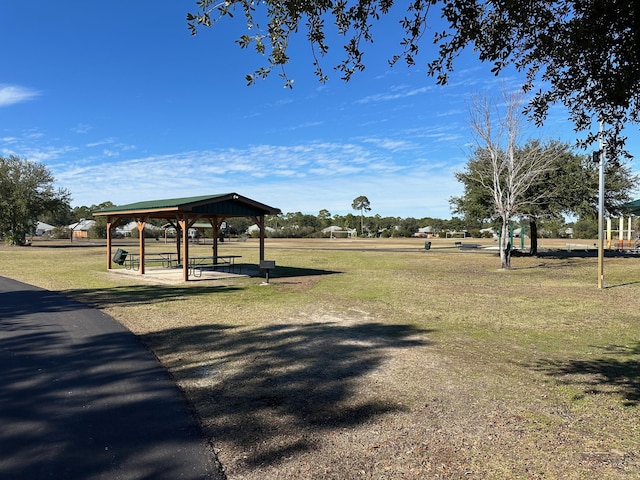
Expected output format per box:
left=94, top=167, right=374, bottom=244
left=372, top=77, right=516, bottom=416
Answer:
left=2, top=237, right=639, bottom=479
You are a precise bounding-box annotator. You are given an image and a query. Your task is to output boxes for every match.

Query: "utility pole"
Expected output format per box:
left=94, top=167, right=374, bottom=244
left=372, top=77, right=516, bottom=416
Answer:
left=596, top=122, right=606, bottom=289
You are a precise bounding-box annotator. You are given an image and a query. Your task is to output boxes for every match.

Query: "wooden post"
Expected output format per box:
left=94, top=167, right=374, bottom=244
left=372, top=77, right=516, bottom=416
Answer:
left=179, top=216, right=189, bottom=282
left=106, top=218, right=113, bottom=269
left=258, top=215, right=265, bottom=263
left=137, top=219, right=146, bottom=275
left=212, top=216, right=219, bottom=260
left=105, top=215, right=124, bottom=270
left=175, top=222, right=181, bottom=265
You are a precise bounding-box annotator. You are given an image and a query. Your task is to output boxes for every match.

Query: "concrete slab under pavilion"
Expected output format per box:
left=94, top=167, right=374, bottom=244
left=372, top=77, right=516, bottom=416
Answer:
left=107, top=264, right=261, bottom=285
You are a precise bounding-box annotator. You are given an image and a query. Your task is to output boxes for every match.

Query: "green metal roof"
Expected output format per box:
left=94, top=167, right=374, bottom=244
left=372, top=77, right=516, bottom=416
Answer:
left=94, top=194, right=228, bottom=213
left=622, top=199, right=640, bottom=216
left=93, top=193, right=280, bottom=217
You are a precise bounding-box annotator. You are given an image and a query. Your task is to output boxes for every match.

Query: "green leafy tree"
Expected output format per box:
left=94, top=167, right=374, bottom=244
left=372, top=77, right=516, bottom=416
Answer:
left=317, top=209, right=332, bottom=228
left=452, top=145, right=638, bottom=254
left=188, top=0, right=639, bottom=156
left=423, top=217, right=449, bottom=235
left=0, top=155, right=71, bottom=245
left=89, top=201, right=116, bottom=238
left=72, top=205, right=94, bottom=221
left=525, top=150, right=638, bottom=251
left=572, top=217, right=599, bottom=239
left=537, top=217, right=567, bottom=239
left=351, top=195, right=371, bottom=236
left=452, top=140, right=575, bottom=255
left=228, top=217, right=254, bottom=235
left=39, top=203, right=73, bottom=227
left=399, top=217, right=420, bottom=236
left=343, top=213, right=358, bottom=231
left=277, top=211, right=322, bottom=237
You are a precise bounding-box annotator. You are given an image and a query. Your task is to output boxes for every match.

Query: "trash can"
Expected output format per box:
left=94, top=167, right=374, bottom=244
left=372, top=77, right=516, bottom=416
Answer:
left=424, top=241, right=431, bottom=250
left=112, top=248, right=128, bottom=265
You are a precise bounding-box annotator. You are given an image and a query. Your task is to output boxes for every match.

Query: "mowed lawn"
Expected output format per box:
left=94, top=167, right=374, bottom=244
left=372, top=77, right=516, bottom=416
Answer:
left=2, top=237, right=639, bottom=479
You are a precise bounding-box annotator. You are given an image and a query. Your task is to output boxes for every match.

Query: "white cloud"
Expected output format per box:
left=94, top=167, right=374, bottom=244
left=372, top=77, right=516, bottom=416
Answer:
left=86, top=138, right=114, bottom=147
left=2, top=144, right=78, bottom=163
left=47, top=141, right=462, bottom=218
left=72, top=124, right=93, bottom=134
left=362, top=137, right=417, bottom=151
left=0, top=85, right=40, bottom=107
left=355, top=85, right=433, bottom=104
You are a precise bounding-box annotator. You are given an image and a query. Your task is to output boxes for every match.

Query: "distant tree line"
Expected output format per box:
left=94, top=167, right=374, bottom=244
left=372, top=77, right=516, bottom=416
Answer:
left=3, top=154, right=636, bottom=246
left=29, top=190, right=617, bottom=242
left=235, top=210, right=624, bottom=241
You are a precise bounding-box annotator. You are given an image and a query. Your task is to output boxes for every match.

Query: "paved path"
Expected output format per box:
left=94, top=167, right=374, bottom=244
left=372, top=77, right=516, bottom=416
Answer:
left=0, top=276, right=224, bottom=480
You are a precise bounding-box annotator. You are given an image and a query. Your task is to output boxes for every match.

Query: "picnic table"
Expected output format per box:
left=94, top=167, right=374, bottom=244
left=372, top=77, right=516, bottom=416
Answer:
left=125, top=252, right=177, bottom=271
left=188, top=255, right=242, bottom=277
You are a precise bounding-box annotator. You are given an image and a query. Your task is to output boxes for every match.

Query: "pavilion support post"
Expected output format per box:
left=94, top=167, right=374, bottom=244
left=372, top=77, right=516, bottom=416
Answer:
left=257, top=215, right=265, bottom=263
left=179, top=216, right=189, bottom=282
left=212, top=216, right=219, bottom=260
left=137, top=219, right=147, bottom=275
left=106, top=218, right=113, bottom=269
left=105, top=215, right=124, bottom=270
left=175, top=222, right=181, bottom=265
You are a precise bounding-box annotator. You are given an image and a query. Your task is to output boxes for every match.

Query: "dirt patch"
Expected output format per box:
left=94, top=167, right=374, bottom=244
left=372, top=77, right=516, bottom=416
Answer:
left=142, top=307, right=639, bottom=479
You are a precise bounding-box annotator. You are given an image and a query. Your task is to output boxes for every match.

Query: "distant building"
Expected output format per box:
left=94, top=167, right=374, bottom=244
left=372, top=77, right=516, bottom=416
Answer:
left=413, top=226, right=437, bottom=238
left=480, top=227, right=498, bottom=238
left=68, top=219, right=96, bottom=239
left=322, top=226, right=357, bottom=238
left=115, top=221, right=163, bottom=237
left=115, top=221, right=137, bottom=237
left=35, top=221, right=55, bottom=236
left=247, top=224, right=276, bottom=235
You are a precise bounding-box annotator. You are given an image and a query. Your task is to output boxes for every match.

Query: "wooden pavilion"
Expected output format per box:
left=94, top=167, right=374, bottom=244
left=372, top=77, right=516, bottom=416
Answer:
left=93, top=193, right=280, bottom=281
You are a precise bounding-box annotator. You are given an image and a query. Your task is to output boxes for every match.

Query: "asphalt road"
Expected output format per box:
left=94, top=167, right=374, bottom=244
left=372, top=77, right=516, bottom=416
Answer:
left=0, top=276, right=224, bottom=480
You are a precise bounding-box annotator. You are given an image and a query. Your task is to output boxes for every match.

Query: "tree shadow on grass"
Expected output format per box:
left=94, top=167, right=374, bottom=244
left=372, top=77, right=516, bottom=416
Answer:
left=67, top=284, right=240, bottom=308
left=235, top=264, right=342, bottom=279
left=142, top=320, right=433, bottom=472
left=534, top=343, right=640, bottom=406
left=1, top=280, right=241, bottom=319
left=605, top=280, right=640, bottom=288
left=509, top=258, right=591, bottom=271
left=537, top=249, right=640, bottom=260
left=23, top=242, right=105, bottom=248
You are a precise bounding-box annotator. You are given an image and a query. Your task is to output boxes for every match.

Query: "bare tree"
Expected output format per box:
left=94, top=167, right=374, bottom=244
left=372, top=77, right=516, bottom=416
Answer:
left=468, top=91, right=562, bottom=268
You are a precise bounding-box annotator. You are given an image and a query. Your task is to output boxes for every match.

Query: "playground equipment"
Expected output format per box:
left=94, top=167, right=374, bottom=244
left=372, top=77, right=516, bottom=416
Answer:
left=497, top=222, right=528, bottom=251
left=606, top=215, right=637, bottom=250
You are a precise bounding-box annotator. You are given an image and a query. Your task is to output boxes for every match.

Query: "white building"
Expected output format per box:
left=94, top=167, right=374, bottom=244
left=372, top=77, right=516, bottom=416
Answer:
left=35, top=221, right=55, bottom=236
left=247, top=224, right=276, bottom=235
left=68, top=219, right=96, bottom=239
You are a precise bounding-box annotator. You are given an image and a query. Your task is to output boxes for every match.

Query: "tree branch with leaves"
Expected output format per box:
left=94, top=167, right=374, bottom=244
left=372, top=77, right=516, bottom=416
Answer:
left=188, top=0, right=640, bottom=157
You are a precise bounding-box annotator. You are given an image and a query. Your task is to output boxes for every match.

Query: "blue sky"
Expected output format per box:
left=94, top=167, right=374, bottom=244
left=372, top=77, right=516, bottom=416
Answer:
left=1, top=2, right=638, bottom=219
